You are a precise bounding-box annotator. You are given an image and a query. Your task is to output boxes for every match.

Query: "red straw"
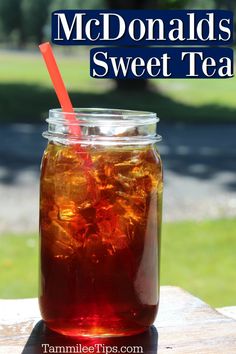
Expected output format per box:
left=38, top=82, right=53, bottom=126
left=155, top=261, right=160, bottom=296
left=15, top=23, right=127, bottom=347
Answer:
left=39, top=42, right=81, bottom=136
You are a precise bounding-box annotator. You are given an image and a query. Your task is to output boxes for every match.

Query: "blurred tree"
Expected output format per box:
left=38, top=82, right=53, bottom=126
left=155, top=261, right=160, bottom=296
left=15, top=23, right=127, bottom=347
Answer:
left=157, top=0, right=190, bottom=9
left=50, top=0, right=84, bottom=11
left=214, top=0, right=236, bottom=44
left=187, top=0, right=214, bottom=9
left=21, top=0, right=52, bottom=44
left=50, top=0, right=106, bottom=11
left=0, top=0, right=25, bottom=46
left=106, top=0, right=189, bottom=90
left=0, top=0, right=106, bottom=46
left=107, top=0, right=189, bottom=10
left=214, top=0, right=234, bottom=11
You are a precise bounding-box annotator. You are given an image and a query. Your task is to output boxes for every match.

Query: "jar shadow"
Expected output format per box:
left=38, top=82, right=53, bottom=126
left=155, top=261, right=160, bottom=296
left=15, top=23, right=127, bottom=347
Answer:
left=21, top=320, right=158, bottom=354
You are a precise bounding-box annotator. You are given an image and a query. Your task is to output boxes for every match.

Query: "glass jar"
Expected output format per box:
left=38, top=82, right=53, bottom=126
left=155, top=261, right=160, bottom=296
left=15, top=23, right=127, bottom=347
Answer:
left=39, top=108, right=163, bottom=337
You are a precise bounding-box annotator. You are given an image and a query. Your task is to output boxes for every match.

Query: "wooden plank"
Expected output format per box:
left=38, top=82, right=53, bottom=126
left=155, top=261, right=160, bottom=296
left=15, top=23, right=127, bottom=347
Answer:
left=0, top=286, right=236, bottom=354
left=156, top=287, right=236, bottom=353
left=217, top=306, right=236, bottom=321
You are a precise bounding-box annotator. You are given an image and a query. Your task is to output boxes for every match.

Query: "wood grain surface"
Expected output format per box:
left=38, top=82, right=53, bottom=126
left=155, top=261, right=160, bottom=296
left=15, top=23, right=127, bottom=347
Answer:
left=0, top=286, right=236, bottom=354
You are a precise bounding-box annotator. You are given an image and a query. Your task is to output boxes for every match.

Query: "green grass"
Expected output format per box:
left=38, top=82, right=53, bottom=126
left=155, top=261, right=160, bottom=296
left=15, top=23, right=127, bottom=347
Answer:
left=0, top=219, right=236, bottom=307
left=0, top=50, right=235, bottom=123
left=0, top=234, right=38, bottom=298
left=161, top=219, right=236, bottom=307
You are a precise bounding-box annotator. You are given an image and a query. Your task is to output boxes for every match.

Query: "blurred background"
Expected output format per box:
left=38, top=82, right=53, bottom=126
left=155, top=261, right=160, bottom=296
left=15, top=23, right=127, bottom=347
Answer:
left=0, top=0, right=235, bottom=307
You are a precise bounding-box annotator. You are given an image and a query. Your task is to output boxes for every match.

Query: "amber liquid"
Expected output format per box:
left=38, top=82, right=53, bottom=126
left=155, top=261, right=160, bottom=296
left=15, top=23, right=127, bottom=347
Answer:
left=39, top=142, right=163, bottom=337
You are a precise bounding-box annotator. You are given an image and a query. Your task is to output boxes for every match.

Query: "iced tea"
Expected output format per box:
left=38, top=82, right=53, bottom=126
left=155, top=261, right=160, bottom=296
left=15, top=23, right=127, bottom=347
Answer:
left=39, top=112, right=162, bottom=337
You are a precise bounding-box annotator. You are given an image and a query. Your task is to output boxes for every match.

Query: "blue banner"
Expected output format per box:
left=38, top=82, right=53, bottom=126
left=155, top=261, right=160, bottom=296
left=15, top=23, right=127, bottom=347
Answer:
left=90, top=47, right=234, bottom=79
left=51, top=10, right=233, bottom=46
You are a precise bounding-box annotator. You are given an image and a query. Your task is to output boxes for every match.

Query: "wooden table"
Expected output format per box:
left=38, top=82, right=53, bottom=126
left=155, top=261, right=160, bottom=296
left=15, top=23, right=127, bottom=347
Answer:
left=1, top=286, right=236, bottom=353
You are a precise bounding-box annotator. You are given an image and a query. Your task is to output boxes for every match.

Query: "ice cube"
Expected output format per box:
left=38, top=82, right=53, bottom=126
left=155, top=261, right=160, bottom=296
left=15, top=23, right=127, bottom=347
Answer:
left=96, top=200, right=117, bottom=238
left=116, top=192, right=146, bottom=223
left=135, top=175, right=153, bottom=196
left=56, top=198, right=77, bottom=221
left=54, top=172, right=88, bottom=203
left=42, top=220, right=78, bottom=259
left=54, top=147, right=85, bottom=173
left=83, top=233, right=107, bottom=263
left=111, top=228, right=129, bottom=251
left=114, top=156, right=141, bottom=175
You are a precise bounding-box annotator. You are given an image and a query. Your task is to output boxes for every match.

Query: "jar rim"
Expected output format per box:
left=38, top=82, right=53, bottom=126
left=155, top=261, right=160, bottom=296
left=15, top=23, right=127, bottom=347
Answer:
left=48, top=108, right=159, bottom=126
left=45, top=107, right=162, bottom=145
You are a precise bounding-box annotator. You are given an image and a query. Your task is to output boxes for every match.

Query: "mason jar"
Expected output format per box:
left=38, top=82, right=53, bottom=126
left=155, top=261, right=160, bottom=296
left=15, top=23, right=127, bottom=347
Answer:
left=39, top=108, right=163, bottom=337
